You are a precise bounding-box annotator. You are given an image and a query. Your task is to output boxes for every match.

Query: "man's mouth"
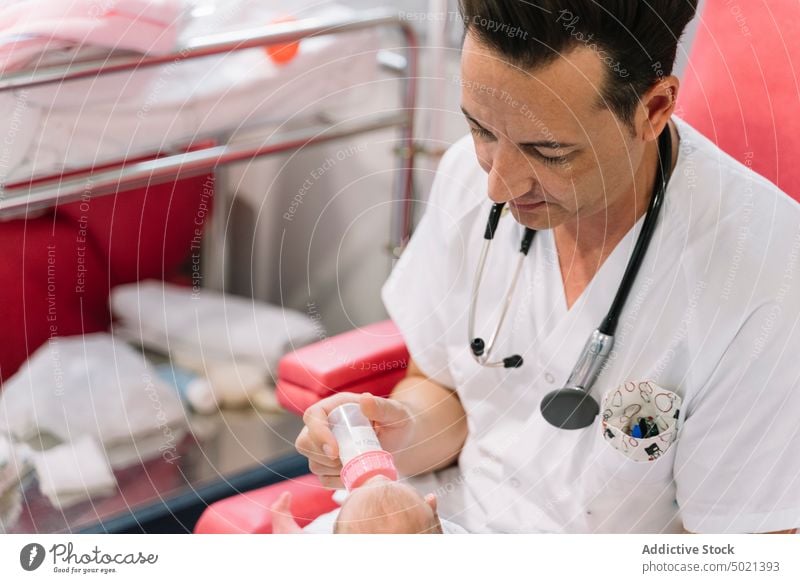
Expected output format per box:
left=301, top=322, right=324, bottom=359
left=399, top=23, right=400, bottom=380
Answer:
left=510, top=200, right=546, bottom=210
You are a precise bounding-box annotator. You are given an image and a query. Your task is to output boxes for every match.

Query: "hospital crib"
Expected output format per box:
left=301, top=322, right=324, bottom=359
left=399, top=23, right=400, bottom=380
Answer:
left=0, top=6, right=419, bottom=266
left=0, top=3, right=418, bottom=384
left=193, top=0, right=800, bottom=534
left=0, top=4, right=420, bottom=532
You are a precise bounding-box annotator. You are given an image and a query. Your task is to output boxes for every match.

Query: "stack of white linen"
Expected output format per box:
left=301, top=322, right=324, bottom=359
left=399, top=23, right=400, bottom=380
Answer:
left=0, top=333, right=188, bottom=508
left=0, top=333, right=187, bottom=468
left=111, top=280, right=320, bottom=378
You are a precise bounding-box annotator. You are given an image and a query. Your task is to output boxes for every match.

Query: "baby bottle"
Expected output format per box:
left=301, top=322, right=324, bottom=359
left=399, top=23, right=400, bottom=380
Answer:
left=328, top=403, right=398, bottom=491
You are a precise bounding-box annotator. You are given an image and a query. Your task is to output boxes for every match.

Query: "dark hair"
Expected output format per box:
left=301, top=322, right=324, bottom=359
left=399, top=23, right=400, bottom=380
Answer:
left=459, top=0, right=698, bottom=125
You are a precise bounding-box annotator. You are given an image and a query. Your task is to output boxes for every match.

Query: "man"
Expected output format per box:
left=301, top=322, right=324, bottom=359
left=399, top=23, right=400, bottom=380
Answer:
left=297, top=1, right=800, bottom=533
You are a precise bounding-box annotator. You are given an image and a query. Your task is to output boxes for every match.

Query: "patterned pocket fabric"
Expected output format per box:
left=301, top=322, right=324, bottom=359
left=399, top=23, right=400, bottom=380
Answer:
left=600, top=381, right=682, bottom=463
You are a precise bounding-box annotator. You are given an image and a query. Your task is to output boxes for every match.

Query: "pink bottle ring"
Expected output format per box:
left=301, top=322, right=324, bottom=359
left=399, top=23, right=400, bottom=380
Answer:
left=340, top=450, right=398, bottom=491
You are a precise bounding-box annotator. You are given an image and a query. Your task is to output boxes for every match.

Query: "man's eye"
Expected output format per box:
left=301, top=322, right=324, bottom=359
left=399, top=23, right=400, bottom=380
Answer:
left=469, top=126, right=570, bottom=166
left=528, top=147, right=570, bottom=166
left=534, top=151, right=569, bottom=166
left=469, top=126, right=494, bottom=139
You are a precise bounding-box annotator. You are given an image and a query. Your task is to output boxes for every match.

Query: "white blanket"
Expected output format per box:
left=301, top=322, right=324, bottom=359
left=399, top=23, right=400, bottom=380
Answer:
left=0, top=333, right=187, bottom=467
left=32, top=436, right=117, bottom=509
left=0, top=1, right=379, bottom=184
left=111, top=280, right=320, bottom=376
left=0, top=0, right=187, bottom=72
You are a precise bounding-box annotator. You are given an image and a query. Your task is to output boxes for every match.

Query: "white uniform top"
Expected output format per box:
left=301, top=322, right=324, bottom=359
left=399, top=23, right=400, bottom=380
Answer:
left=381, top=117, right=800, bottom=534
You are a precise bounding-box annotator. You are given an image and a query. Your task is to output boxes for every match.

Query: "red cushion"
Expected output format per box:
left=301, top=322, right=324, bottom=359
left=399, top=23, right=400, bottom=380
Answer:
left=678, top=0, right=800, bottom=201
left=194, top=474, right=338, bottom=534
left=0, top=214, right=110, bottom=381
left=0, top=176, right=213, bottom=382
left=277, top=320, right=409, bottom=397
left=56, top=174, right=214, bottom=286
left=276, top=381, right=324, bottom=417
left=276, top=367, right=406, bottom=416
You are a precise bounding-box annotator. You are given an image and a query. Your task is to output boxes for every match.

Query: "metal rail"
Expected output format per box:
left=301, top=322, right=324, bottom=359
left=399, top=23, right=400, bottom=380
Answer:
left=0, top=8, right=418, bottom=256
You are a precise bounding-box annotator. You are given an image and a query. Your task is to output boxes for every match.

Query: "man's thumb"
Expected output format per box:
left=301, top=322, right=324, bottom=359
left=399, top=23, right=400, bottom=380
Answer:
left=359, top=393, right=407, bottom=425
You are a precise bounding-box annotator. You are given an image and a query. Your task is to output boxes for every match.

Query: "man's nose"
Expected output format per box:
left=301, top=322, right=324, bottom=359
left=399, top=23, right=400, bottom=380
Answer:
left=487, top=145, right=534, bottom=203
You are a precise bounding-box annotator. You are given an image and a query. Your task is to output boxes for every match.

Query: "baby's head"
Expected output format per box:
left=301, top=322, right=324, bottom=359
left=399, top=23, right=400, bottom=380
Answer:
left=333, top=476, right=442, bottom=534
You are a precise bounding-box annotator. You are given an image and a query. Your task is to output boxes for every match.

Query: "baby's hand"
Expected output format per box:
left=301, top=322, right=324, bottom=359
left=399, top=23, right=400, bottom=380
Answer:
left=270, top=492, right=303, bottom=534
left=424, top=493, right=444, bottom=534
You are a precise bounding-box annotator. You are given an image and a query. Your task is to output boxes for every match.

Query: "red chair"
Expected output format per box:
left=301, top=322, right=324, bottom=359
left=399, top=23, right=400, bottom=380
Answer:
left=195, top=0, right=800, bottom=533
left=194, top=320, right=408, bottom=534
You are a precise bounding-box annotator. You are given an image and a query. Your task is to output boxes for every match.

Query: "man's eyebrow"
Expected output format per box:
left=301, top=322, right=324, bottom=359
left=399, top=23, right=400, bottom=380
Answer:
left=460, top=106, right=488, bottom=129
left=460, top=106, right=578, bottom=149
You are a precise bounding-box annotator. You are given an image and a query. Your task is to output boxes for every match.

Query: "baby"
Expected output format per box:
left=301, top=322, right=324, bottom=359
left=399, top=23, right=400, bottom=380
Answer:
left=270, top=475, right=443, bottom=534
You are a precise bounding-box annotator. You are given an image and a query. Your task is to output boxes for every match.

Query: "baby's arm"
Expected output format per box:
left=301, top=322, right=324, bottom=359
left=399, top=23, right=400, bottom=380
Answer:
left=270, top=492, right=303, bottom=534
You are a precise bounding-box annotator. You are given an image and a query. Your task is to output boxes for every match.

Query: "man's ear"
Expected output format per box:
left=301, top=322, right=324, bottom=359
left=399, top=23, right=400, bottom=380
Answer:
left=424, top=493, right=438, bottom=514
left=635, top=74, right=680, bottom=142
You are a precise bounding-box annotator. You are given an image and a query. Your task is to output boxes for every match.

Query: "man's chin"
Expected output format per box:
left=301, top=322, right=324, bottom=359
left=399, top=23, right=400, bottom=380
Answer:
left=509, top=205, right=566, bottom=230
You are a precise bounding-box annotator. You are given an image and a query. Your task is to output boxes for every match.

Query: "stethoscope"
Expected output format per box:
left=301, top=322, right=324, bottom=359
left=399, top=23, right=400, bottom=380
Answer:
left=468, top=125, right=673, bottom=430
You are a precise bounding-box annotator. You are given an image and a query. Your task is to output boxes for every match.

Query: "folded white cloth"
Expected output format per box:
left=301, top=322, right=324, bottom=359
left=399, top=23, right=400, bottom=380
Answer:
left=32, top=436, right=117, bottom=509
left=111, top=281, right=321, bottom=377
left=1, top=435, right=32, bottom=530
left=0, top=333, right=187, bottom=467
left=185, top=362, right=282, bottom=413
left=0, top=485, right=22, bottom=533
left=0, top=435, right=31, bottom=499
left=0, top=0, right=187, bottom=72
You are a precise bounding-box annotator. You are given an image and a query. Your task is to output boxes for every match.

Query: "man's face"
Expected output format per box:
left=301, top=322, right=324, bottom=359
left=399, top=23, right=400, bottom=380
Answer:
left=460, top=32, right=648, bottom=231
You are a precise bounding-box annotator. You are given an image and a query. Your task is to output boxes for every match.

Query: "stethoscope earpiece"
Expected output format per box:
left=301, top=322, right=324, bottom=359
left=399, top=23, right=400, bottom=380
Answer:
left=471, top=338, right=523, bottom=368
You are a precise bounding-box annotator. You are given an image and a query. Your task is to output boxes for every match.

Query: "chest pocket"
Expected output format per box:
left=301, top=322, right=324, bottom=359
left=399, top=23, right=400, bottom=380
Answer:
left=592, top=382, right=682, bottom=485
left=577, top=423, right=680, bottom=532
left=590, top=426, right=678, bottom=486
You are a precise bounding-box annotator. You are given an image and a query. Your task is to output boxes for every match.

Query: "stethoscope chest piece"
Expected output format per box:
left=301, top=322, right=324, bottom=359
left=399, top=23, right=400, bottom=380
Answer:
left=540, top=387, right=601, bottom=430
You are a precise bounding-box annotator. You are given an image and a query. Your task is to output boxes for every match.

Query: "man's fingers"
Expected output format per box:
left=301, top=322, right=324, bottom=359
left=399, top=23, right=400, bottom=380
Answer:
left=302, top=404, right=339, bottom=459
left=303, top=450, right=340, bottom=470
left=301, top=393, right=369, bottom=459
left=295, top=428, right=340, bottom=469
left=309, top=460, right=342, bottom=477
left=297, top=392, right=395, bottom=485
left=360, top=393, right=409, bottom=426
left=307, top=455, right=341, bottom=471
left=294, top=427, right=318, bottom=458
left=318, top=475, right=344, bottom=489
